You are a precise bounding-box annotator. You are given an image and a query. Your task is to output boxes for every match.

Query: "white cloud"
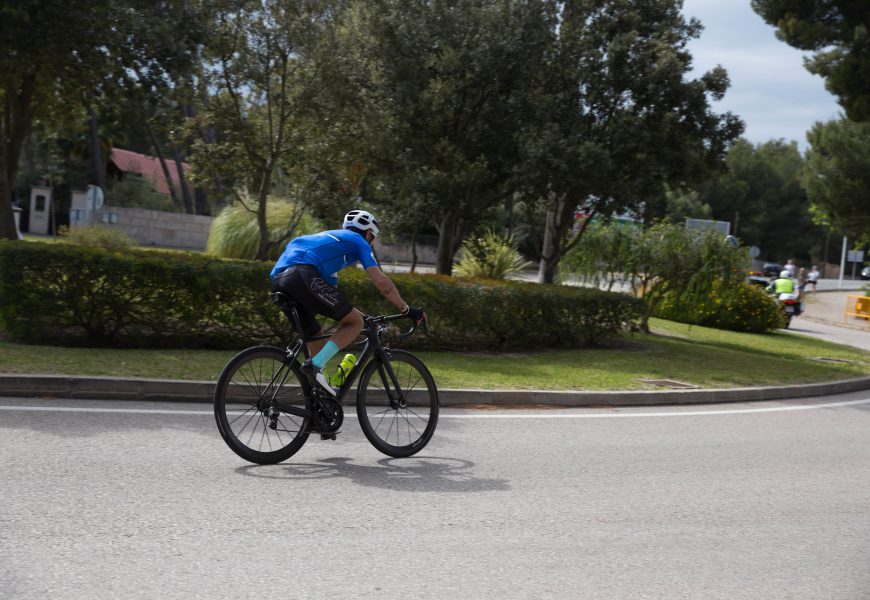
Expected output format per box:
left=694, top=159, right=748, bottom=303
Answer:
left=682, top=0, right=841, bottom=149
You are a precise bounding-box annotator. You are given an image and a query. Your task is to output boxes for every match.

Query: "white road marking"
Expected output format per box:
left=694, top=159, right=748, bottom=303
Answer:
left=0, top=397, right=869, bottom=418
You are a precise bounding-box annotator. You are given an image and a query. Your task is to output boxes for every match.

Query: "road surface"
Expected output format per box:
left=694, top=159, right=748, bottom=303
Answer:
left=2, top=393, right=869, bottom=599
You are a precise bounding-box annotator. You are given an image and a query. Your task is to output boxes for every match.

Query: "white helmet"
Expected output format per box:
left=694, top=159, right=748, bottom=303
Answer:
left=342, top=210, right=379, bottom=237
left=780, top=270, right=790, bottom=278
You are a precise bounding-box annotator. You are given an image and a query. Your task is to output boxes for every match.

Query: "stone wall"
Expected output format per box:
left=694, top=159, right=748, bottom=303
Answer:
left=100, top=206, right=213, bottom=250
left=374, top=241, right=438, bottom=265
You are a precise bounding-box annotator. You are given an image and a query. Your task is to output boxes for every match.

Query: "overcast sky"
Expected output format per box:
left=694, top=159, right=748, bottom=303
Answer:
left=681, top=0, right=842, bottom=150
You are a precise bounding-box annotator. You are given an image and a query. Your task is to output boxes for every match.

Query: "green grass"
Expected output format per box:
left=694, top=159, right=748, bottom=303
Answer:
left=0, top=318, right=867, bottom=390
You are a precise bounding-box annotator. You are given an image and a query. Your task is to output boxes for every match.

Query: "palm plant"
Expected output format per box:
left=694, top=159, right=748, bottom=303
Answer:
left=206, top=199, right=315, bottom=261
left=454, top=230, right=530, bottom=279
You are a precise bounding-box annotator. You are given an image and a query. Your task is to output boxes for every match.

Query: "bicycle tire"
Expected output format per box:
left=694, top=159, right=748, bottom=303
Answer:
left=356, top=349, right=439, bottom=458
left=214, top=345, right=311, bottom=464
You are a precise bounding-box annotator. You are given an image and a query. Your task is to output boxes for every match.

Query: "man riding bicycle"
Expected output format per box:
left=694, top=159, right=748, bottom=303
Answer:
left=270, top=209, right=425, bottom=395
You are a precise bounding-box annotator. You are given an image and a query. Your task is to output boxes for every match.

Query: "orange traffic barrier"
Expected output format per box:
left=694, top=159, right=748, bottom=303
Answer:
left=845, top=295, right=870, bottom=326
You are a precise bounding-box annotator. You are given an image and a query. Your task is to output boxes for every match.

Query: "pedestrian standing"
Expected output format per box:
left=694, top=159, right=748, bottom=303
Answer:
left=807, top=265, right=820, bottom=293
left=784, top=259, right=796, bottom=277
left=797, top=267, right=808, bottom=300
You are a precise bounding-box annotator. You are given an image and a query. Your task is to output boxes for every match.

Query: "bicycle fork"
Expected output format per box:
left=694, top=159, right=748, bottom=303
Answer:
left=376, top=350, right=407, bottom=410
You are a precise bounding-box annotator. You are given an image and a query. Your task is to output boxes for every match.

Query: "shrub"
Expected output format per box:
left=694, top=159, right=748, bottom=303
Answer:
left=654, top=280, right=784, bottom=333
left=206, top=199, right=315, bottom=260
left=0, top=241, right=642, bottom=349
left=454, top=231, right=530, bottom=279
left=563, top=221, right=749, bottom=332
left=59, top=224, right=135, bottom=252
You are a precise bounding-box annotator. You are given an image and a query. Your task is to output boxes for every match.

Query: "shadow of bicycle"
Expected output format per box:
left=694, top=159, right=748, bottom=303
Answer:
left=235, top=456, right=510, bottom=493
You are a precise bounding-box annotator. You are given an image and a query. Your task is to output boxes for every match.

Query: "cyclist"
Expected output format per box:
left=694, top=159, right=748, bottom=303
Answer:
left=270, top=209, right=425, bottom=395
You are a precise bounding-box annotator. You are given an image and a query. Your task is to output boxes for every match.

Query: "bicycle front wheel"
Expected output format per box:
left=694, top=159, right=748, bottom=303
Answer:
left=214, top=345, right=311, bottom=464
left=356, top=350, right=439, bottom=458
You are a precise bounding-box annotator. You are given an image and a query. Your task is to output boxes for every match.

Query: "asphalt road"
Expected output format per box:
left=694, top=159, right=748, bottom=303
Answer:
left=2, top=394, right=870, bottom=599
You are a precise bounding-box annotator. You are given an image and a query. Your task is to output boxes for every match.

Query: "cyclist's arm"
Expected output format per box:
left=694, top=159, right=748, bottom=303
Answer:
left=366, top=266, right=409, bottom=313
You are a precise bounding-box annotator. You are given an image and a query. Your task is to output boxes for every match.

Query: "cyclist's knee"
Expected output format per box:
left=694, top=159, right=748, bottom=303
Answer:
left=342, top=308, right=364, bottom=330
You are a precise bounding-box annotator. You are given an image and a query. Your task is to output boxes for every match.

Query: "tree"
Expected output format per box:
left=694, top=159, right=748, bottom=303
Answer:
left=0, top=1, right=205, bottom=239
left=802, top=118, right=870, bottom=243
left=190, top=0, right=334, bottom=259
left=752, top=0, right=870, bottom=122
left=331, top=0, right=553, bottom=275
left=696, top=138, right=823, bottom=262
left=522, top=0, right=743, bottom=283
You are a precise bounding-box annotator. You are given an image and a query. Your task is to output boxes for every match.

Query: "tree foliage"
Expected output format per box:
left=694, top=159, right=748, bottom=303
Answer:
left=802, top=118, right=870, bottom=243
left=523, top=0, right=744, bottom=283
left=563, top=221, right=749, bottom=332
left=0, top=0, right=206, bottom=239
left=329, top=0, right=553, bottom=275
left=752, top=0, right=870, bottom=121
left=189, top=0, right=336, bottom=258
left=696, top=138, right=823, bottom=262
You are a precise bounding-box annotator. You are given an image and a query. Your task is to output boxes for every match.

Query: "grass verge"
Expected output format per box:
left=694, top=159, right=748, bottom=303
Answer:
left=0, top=318, right=867, bottom=390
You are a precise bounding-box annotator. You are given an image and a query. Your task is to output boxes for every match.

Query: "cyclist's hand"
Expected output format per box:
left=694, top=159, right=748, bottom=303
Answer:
left=404, top=306, right=426, bottom=325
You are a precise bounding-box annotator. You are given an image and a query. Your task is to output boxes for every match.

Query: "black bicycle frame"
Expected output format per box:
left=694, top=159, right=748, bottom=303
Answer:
left=273, top=322, right=405, bottom=421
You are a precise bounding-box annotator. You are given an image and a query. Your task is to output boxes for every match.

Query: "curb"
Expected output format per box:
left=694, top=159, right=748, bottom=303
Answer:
left=2, top=373, right=870, bottom=407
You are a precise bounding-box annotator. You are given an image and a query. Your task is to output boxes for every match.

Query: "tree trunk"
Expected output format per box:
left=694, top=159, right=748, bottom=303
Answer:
left=1, top=72, right=38, bottom=240
left=172, top=145, right=193, bottom=214
left=145, top=121, right=180, bottom=207
left=410, top=230, right=418, bottom=273
left=436, top=211, right=459, bottom=275
left=255, top=166, right=274, bottom=260
left=0, top=132, right=16, bottom=240
left=537, top=196, right=566, bottom=284
left=87, top=108, right=107, bottom=203
left=194, top=186, right=208, bottom=215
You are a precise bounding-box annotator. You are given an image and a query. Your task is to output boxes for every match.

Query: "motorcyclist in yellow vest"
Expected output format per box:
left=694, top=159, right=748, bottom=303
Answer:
left=769, top=270, right=795, bottom=294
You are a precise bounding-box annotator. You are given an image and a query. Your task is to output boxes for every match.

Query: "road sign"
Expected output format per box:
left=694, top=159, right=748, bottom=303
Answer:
left=685, top=218, right=730, bottom=236
left=86, top=185, right=104, bottom=210
left=749, top=246, right=760, bottom=258
left=847, top=250, right=864, bottom=263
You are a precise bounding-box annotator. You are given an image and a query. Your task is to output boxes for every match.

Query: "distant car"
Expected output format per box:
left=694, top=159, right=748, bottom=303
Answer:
left=861, top=266, right=870, bottom=280
left=747, top=275, right=770, bottom=288
left=762, top=263, right=782, bottom=278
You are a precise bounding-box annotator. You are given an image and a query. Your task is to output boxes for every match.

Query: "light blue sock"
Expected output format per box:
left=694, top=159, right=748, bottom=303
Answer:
left=312, top=341, right=339, bottom=369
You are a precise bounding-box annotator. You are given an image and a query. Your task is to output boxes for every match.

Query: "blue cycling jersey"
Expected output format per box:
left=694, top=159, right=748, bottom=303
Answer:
left=270, top=229, right=379, bottom=285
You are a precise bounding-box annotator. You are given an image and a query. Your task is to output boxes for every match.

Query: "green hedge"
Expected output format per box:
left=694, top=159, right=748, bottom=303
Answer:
left=653, top=280, right=784, bottom=333
left=0, top=241, right=641, bottom=350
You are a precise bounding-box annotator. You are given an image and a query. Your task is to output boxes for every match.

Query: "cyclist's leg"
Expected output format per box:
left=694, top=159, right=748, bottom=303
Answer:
left=329, top=308, right=364, bottom=350
left=272, top=268, right=322, bottom=354
left=292, top=268, right=362, bottom=365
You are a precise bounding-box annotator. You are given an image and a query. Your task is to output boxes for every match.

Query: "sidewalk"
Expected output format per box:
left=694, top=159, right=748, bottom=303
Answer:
left=792, top=290, right=870, bottom=352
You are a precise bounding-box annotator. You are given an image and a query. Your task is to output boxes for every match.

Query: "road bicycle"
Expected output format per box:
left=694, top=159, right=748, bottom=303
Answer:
left=213, top=292, right=439, bottom=464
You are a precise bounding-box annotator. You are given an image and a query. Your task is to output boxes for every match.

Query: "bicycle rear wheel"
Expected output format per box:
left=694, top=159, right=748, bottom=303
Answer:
left=356, top=350, right=439, bottom=458
left=214, top=345, right=311, bottom=464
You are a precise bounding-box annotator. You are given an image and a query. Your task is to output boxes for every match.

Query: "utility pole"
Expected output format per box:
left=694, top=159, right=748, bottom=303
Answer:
left=838, top=235, right=847, bottom=289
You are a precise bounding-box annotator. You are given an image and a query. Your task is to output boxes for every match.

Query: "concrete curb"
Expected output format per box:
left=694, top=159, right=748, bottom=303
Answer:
left=2, top=373, right=870, bottom=407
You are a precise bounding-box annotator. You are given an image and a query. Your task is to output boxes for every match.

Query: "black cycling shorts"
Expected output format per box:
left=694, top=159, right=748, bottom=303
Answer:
left=271, top=265, right=354, bottom=337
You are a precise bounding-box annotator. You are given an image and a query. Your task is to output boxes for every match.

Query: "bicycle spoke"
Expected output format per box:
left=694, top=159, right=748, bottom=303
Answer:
left=357, top=351, right=438, bottom=457
left=216, top=349, right=310, bottom=461
left=227, top=405, right=259, bottom=429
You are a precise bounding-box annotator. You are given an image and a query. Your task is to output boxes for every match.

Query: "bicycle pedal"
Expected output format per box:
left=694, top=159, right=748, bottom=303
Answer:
left=320, top=432, right=338, bottom=441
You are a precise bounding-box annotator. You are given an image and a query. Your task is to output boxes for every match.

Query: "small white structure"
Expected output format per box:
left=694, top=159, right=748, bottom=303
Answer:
left=29, top=185, right=53, bottom=234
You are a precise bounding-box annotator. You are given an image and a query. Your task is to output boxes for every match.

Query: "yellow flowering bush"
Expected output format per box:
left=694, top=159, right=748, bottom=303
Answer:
left=654, top=280, right=784, bottom=333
